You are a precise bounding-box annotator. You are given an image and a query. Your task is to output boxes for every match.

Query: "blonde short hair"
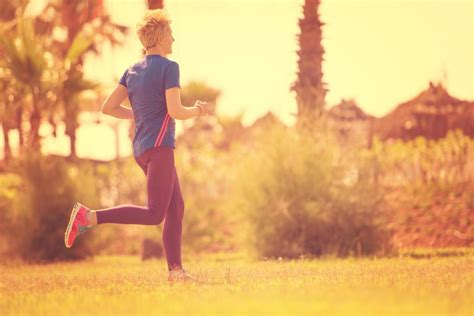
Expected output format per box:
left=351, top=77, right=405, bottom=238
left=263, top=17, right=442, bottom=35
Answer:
left=136, top=9, right=171, bottom=49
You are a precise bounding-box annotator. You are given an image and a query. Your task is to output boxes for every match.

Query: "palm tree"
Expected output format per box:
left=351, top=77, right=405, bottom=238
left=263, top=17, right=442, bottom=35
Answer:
left=0, top=13, right=50, bottom=153
left=36, top=0, right=128, bottom=159
left=0, top=2, right=106, bottom=158
left=37, top=1, right=128, bottom=60
left=0, top=1, right=44, bottom=158
left=60, top=59, right=100, bottom=160
left=291, top=0, right=328, bottom=130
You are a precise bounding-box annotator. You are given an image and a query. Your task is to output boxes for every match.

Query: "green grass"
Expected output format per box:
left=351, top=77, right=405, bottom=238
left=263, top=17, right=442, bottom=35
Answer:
left=0, top=252, right=473, bottom=315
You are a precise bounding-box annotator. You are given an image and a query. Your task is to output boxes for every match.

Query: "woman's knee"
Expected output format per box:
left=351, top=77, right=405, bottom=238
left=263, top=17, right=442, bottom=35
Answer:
left=148, top=205, right=166, bottom=224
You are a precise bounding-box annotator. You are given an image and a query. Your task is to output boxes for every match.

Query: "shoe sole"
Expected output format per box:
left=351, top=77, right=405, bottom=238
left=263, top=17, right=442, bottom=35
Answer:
left=64, top=202, right=83, bottom=248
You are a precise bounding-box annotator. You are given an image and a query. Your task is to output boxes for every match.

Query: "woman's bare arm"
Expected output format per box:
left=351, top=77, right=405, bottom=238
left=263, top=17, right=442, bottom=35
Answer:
left=165, top=87, right=203, bottom=120
left=101, top=85, right=134, bottom=119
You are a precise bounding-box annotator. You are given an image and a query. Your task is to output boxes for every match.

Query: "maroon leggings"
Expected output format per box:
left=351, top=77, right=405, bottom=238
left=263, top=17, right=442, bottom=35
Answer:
left=96, top=146, right=184, bottom=271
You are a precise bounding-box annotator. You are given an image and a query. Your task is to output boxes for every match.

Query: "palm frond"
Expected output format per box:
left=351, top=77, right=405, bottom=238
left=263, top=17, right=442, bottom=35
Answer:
left=65, top=28, right=95, bottom=64
left=0, top=16, right=47, bottom=85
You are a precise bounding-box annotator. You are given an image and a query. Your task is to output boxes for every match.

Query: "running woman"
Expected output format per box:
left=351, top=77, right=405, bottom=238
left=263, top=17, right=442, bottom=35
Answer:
left=64, top=9, right=208, bottom=283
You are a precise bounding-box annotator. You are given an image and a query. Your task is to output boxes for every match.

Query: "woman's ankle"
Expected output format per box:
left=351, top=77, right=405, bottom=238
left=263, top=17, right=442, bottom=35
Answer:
left=87, top=210, right=98, bottom=226
left=169, top=265, right=183, bottom=272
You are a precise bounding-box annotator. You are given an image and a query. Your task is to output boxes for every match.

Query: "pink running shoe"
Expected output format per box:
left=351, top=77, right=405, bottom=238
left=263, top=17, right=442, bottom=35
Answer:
left=64, top=202, right=93, bottom=248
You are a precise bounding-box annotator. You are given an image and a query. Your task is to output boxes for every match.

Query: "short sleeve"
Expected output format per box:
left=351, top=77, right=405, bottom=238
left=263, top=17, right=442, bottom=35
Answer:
left=119, top=69, right=128, bottom=87
left=164, top=62, right=180, bottom=89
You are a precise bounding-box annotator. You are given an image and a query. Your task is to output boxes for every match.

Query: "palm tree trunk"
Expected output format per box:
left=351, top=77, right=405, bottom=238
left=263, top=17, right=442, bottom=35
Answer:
left=16, top=107, right=24, bottom=152
left=1, top=123, right=11, bottom=163
left=29, top=110, right=41, bottom=152
left=147, top=0, right=163, bottom=9
left=28, top=88, right=42, bottom=153
left=64, top=103, right=78, bottom=160
left=67, top=121, right=78, bottom=159
left=291, top=0, right=327, bottom=130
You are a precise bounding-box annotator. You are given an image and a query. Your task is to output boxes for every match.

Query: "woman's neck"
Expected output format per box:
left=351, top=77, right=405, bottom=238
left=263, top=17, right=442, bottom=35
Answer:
left=146, top=46, right=167, bottom=57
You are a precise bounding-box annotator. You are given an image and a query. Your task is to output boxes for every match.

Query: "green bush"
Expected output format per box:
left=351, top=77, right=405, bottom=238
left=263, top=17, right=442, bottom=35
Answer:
left=368, top=129, right=473, bottom=185
left=0, top=172, right=22, bottom=257
left=231, top=123, right=393, bottom=259
left=86, top=157, right=153, bottom=256
left=2, top=152, right=101, bottom=262
left=176, top=141, right=241, bottom=254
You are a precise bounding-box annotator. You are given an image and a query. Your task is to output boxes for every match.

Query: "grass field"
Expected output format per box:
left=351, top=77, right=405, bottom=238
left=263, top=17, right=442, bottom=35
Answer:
left=0, top=252, right=472, bottom=315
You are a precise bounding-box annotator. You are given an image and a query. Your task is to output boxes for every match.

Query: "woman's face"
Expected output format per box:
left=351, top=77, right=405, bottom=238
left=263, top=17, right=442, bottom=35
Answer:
left=160, top=24, right=175, bottom=55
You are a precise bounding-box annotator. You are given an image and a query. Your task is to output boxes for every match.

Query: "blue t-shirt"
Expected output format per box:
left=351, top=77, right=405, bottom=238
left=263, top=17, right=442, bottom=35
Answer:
left=119, top=54, right=180, bottom=158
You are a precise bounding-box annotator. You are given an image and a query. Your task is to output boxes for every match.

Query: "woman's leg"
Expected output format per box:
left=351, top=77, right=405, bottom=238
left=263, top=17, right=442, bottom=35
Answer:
left=95, top=147, right=175, bottom=225
left=163, top=167, right=185, bottom=271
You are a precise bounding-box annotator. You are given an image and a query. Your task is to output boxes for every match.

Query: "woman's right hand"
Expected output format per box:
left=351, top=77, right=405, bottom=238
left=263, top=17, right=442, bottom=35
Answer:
left=194, top=100, right=209, bottom=116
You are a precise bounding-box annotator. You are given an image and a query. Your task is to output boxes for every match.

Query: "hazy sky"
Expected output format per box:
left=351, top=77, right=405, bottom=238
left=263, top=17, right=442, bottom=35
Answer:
left=6, top=0, right=471, bottom=160
left=87, top=0, right=473, bottom=126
